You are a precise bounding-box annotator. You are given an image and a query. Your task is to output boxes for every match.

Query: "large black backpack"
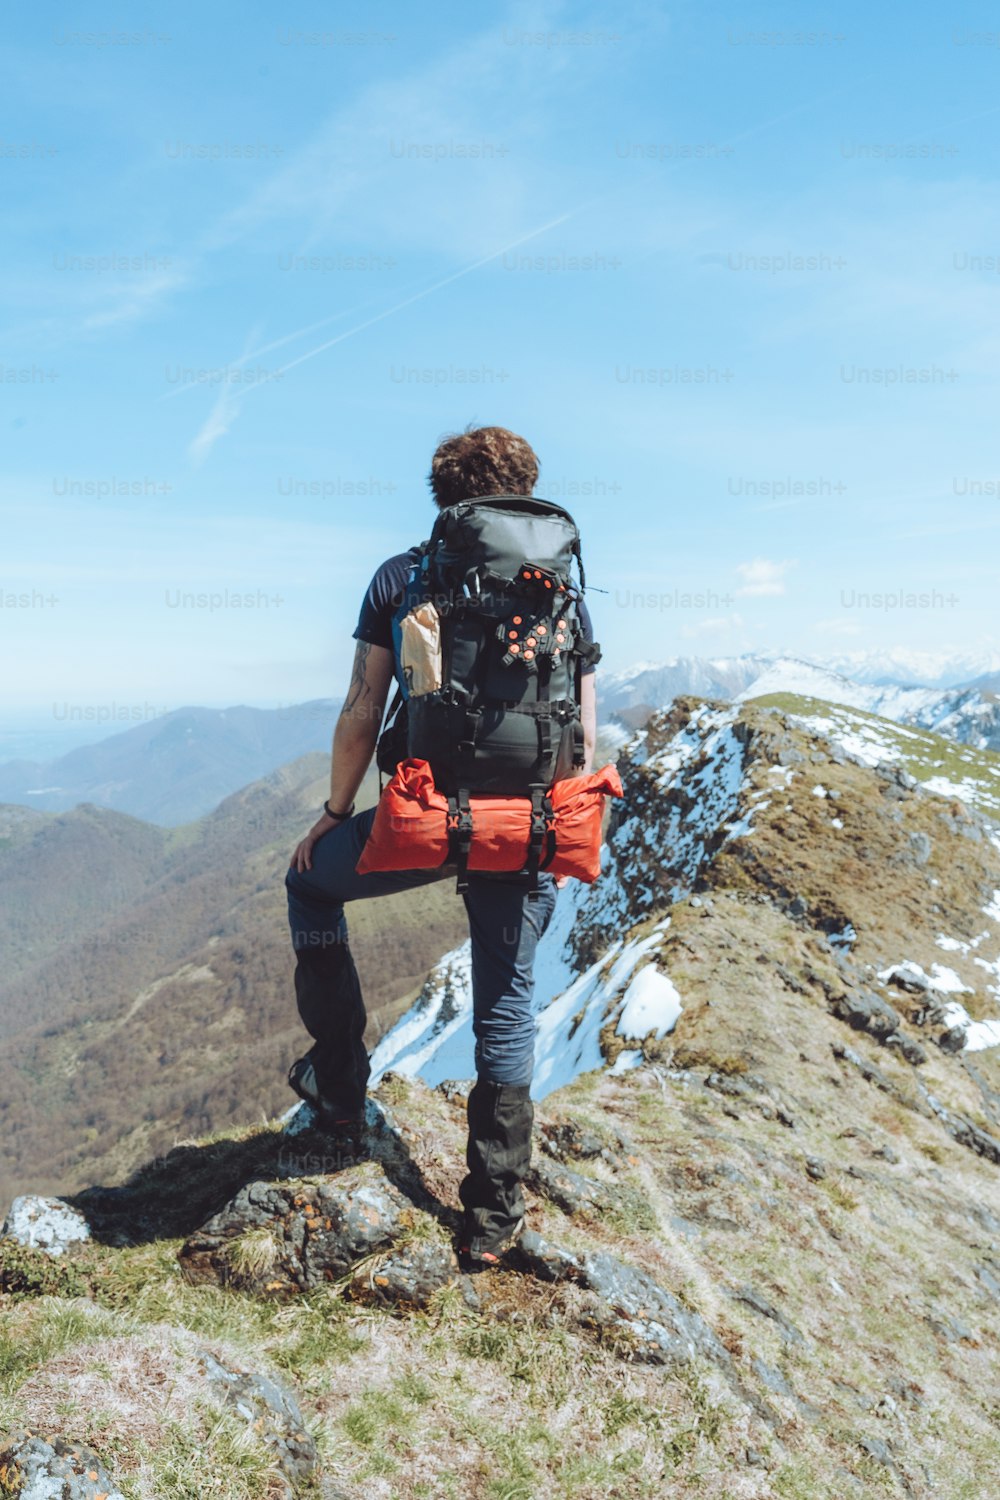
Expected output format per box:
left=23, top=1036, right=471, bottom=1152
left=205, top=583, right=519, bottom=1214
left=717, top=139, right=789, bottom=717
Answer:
left=377, top=494, right=601, bottom=888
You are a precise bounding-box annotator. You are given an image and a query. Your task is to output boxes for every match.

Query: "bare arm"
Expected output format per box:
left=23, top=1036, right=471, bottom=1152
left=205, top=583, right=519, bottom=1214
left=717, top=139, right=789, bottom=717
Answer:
left=290, top=640, right=394, bottom=873
left=328, top=640, right=395, bottom=811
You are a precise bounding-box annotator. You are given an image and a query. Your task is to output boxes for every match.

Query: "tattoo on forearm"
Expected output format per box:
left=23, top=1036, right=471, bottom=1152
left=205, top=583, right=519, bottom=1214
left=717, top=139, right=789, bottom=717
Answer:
left=344, top=641, right=373, bottom=711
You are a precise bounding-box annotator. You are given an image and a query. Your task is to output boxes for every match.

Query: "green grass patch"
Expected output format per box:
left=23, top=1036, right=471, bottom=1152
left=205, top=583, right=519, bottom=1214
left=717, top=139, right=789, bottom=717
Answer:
left=0, top=1241, right=87, bottom=1301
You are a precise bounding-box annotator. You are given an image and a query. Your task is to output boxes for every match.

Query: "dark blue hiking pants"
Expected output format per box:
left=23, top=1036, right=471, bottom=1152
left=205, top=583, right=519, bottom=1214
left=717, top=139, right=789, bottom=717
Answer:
left=285, top=805, right=558, bottom=1117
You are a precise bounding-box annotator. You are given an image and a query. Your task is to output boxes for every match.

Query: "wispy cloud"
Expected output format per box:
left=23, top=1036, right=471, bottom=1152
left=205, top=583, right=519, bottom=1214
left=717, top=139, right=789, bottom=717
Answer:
left=81, top=265, right=190, bottom=331
left=735, top=559, right=797, bottom=597
left=680, top=613, right=746, bottom=638
left=188, top=326, right=263, bottom=464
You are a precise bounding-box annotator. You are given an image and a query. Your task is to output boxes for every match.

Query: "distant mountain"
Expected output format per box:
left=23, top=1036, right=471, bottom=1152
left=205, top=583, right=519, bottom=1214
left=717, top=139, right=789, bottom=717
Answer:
left=598, top=654, right=778, bottom=717
left=5, top=648, right=997, bottom=828
left=599, top=647, right=1000, bottom=715
left=0, top=700, right=340, bottom=826
left=819, top=644, right=1000, bottom=688
left=600, top=653, right=1000, bottom=755
left=736, top=659, right=1000, bottom=754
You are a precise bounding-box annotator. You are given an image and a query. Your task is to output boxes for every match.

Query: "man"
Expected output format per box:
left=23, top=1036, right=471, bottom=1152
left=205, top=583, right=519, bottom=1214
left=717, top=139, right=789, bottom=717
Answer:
left=285, top=425, right=597, bottom=1269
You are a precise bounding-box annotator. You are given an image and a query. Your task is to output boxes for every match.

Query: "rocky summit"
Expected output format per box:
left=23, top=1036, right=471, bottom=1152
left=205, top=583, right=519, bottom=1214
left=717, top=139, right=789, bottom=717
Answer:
left=1, top=693, right=999, bottom=1498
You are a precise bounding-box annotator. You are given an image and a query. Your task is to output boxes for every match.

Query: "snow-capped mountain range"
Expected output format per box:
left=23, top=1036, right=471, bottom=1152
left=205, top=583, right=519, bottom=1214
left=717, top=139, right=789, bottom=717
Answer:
left=600, top=646, right=1000, bottom=709
left=600, top=650, right=1000, bottom=753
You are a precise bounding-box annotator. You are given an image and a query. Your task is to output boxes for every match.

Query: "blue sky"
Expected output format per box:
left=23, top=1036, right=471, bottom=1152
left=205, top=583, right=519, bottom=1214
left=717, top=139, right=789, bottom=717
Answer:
left=3, top=0, right=1000, bottom=754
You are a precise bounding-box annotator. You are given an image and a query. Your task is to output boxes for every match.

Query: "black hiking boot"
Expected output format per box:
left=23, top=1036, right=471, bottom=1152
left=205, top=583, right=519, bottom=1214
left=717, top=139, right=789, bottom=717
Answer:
left=456, top=1079, right=533, bottom=1271
left=457, top=1214, right=526, bottom=1272
left=287, top=1056, right=367, bottom=1151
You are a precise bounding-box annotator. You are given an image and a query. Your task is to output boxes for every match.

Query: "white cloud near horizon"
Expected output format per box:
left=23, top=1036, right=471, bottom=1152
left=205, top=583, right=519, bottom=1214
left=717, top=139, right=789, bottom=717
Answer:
left=734, top=558, right=797, bottom=597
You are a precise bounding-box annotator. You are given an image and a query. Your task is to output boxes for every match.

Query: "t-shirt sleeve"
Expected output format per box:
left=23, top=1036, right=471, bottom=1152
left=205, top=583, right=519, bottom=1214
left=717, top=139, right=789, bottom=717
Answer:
left=353, top=560, right=400, bottom=650
left=577, top=596, right=598, bottom=677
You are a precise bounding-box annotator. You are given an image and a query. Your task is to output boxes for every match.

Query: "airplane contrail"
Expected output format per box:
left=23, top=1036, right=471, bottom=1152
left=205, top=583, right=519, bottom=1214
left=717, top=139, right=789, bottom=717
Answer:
left=268, top=208, right=576, bottom=380
left=186, top=208, right=579, bottom=456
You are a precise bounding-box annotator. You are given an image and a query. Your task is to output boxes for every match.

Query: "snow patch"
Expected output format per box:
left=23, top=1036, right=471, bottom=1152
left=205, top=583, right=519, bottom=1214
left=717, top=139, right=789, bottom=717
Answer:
left=879, top=959, right=972, bottom=995
left=609, top=1048, right=644, bottom=1075
left=616, top=965, right=683, bottom=1041
left=937, top=1001, right=1000, bottom=1052
left=929, top=963, right=973, bottom=994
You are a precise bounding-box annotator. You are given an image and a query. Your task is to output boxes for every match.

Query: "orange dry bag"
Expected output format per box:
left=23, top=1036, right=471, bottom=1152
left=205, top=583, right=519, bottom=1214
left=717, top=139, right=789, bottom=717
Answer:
left=355, top=758, right=623, bottom=883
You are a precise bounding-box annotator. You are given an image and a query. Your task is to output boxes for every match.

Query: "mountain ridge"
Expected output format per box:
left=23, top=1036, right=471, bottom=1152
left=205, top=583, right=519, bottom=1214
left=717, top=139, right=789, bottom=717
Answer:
left=3, top=690, right=999, bottom=1498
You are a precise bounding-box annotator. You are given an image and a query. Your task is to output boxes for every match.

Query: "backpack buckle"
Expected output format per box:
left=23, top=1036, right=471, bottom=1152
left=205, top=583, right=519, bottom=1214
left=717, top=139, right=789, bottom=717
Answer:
left=525, top=789, right=557, bottom=897
left=447, top=791, right=474, bottom=893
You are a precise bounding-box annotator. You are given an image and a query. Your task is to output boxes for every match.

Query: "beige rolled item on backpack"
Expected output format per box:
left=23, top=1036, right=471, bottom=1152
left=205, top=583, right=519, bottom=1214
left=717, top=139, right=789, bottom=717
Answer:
left=399, top=602, right=443, bottom=696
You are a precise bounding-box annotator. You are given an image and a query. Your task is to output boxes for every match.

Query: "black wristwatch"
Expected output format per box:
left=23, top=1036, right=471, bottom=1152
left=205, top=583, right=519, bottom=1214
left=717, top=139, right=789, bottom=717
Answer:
left=323, top=800, right=355, bottom=821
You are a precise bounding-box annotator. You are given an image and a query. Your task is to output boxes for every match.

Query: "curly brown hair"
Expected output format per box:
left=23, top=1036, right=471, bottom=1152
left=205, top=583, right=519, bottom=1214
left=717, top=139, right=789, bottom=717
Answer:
left=428, top=425, right=540, bottom=509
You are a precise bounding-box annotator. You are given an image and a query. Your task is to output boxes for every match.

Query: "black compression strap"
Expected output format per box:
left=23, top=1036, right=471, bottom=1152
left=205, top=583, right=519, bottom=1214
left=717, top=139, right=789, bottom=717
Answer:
left=525, top=788, right=556, bottom=899
left=447, top=790, right=474, bottom=894
left=572, top=654, right=585, bottom=768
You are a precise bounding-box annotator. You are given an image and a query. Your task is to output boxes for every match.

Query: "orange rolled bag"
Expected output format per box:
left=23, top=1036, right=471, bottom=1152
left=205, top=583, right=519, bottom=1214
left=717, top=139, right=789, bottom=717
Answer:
left=356, top=758, right=623, bottom=882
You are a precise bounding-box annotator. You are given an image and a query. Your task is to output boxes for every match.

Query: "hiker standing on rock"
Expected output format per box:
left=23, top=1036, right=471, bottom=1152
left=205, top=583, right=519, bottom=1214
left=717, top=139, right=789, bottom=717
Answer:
left=285, top=425, right=599, bottom=1269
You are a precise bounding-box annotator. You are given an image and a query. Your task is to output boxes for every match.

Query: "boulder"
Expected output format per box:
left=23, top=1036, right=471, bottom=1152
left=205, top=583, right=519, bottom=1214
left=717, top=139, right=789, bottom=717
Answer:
left=352, top=1241, right=458, bottom=1311
left=195, top=1346, right=319, bottom=1493
left=435, top=1078, right=476, bottom=1103
left=925, top=1310, right=976, bottom=1344
left=938, top=1026, right=968, bottom=1054
left=1, top=1196, right=91, bottom=1257
left=704, top=1071, right=754, bottom=1099
left=879, top=961, right=930, bottom=994
left=516, top=1228, right=583, bottom=1283
left=831, top=1042, right=898, bottom=1097
left=731, top=1283, right=805, bottom=1345
left=830, top=990, right=900, bottom=1041
left=536, top=1118, right=633, bottom=1166
left=975, top=1265, right=1000, bottom=1302
left=580, top=1250, right=731, bottom=1366
left=0, top=1433, right=125, bottom=1499
left=908, top=831, right=933, bottom=866
left=515, top=1230, right=729, bottom=1368
left=883, top=1033, right=928, bottom=1066
left=526, top=1156, right=622, bottom=1217
left=178, top=1166, right=410, bottom=1293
